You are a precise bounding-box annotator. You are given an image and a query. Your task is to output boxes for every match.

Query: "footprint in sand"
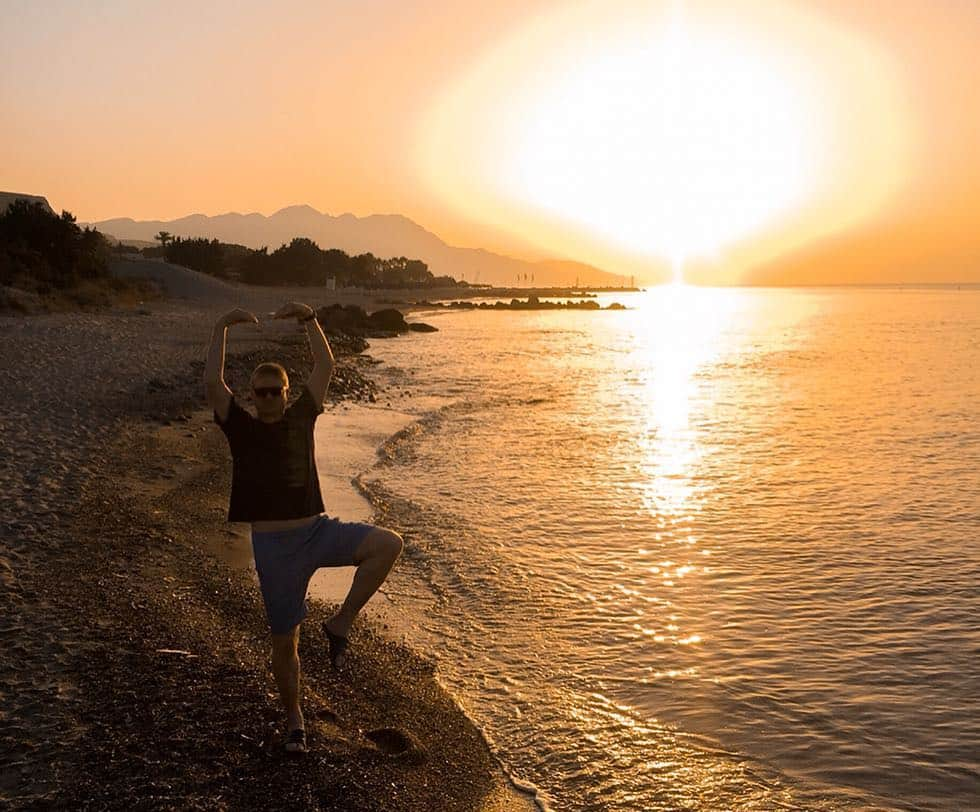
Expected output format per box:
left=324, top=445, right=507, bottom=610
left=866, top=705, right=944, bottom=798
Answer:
left=364, top=727, right=426, bottom=764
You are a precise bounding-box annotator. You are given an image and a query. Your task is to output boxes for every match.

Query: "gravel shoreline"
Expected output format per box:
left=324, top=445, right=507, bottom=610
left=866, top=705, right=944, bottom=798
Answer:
left=0, top=269, right=535, bottom=810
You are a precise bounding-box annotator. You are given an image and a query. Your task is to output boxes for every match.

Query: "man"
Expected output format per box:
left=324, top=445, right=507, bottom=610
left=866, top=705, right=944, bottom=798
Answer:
left=203, top=301, right=403, bottom=755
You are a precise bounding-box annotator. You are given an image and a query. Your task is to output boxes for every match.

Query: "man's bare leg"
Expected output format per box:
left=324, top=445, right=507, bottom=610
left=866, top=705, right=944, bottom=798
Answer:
left=324, top=528, right=403, bottom=664
left=271, top=625, right=304, bottom=734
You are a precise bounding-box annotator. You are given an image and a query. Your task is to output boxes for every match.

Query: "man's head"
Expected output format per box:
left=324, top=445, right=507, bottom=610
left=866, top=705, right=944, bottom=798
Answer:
left=250, top=362, right=289, bottom=422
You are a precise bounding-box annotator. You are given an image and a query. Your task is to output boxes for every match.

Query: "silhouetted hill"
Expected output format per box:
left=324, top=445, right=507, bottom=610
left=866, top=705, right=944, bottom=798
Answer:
left=86, top=206, right=626, bottom=287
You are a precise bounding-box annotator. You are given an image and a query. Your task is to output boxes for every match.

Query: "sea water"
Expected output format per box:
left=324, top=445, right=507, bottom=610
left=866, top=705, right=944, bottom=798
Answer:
left=356, top=286, right=980, bottom=811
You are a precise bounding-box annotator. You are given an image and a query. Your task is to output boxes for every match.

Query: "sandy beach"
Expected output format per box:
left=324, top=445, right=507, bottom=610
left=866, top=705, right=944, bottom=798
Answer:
left=0, top=260, right=537, bottom=810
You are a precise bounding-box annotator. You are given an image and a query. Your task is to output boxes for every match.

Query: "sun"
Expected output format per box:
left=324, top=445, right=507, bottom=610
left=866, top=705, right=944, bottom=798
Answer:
left=500, top=6, right=821, bottom=272
left=415, top=0, right=913, bottom=284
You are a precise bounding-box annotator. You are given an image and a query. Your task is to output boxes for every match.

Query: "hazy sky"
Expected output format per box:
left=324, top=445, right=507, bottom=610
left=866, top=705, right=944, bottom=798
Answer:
left=3, top=0, right=978, bottom=283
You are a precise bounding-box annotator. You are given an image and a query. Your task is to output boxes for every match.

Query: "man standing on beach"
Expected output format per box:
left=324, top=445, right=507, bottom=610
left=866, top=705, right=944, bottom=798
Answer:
left=204, top=302, right=403, bottom=755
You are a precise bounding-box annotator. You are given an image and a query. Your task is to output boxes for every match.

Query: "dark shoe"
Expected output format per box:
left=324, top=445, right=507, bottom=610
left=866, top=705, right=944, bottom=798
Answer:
left=322, top=622, right=350, bottom=671
left=284, top=727, right=307, bottom=754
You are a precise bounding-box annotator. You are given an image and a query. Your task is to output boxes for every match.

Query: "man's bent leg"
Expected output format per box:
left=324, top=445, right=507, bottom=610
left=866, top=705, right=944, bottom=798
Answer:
left=270, top=624, right=304, bottom=732
left=325, top=527, right=403, bottom=643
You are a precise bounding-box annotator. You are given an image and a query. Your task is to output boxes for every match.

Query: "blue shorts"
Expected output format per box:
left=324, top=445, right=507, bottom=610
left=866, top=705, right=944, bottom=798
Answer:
left=250, top=514, right=376, bottom=635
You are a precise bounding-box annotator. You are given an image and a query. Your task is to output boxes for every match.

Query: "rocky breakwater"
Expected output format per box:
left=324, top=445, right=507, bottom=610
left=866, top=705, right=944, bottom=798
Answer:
left=416, top=295, right=626, bottom=311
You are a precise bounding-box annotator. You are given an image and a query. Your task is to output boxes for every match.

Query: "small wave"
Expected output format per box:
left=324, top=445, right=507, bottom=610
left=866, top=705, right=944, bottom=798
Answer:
left=375, top=421, right=426, bottom=466
left=517, top=396, right=552, bottom=406
left=372, top=398, right=484, bottom=467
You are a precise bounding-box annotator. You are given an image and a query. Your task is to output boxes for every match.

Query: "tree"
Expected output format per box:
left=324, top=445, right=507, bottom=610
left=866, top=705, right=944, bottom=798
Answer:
left=223, top=239, right=456, bottom=288
left=164, top=236, right=225, bottom=277
left=349, top=253, right=378, bottom=287
left=0, top=200, right=110, bottom=291
left=154, top=231, right=173, bottom=249
left=240, top=246, right=271, bottom=285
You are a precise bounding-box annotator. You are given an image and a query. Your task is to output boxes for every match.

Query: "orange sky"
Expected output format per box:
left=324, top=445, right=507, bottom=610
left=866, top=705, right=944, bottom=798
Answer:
left=2, top=0, right=978, bottom=283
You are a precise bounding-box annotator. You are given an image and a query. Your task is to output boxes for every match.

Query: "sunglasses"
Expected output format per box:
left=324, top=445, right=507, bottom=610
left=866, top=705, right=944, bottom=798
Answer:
left=253, top=386, right=285, bottom=398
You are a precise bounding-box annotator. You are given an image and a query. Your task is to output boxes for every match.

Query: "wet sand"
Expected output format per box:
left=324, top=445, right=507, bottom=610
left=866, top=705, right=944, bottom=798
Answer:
left=0, top=263, right=537, bottom=810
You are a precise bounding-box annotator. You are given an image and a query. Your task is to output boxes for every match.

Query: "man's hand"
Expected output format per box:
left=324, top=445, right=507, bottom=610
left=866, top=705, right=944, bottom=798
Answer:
left=219, top=308, right=259, bottom=328
left=207, top=309, right=258, bottom=417
left=270, top=302, right=315, bottom=322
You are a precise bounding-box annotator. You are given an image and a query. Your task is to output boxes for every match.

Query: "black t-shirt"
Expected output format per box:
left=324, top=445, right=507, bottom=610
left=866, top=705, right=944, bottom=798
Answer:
left=213, top=383, right=325, bottom=522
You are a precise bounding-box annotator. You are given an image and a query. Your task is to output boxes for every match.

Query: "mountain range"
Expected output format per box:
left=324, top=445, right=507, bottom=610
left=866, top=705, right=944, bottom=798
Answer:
left=87, top=205, right=627, bottom=288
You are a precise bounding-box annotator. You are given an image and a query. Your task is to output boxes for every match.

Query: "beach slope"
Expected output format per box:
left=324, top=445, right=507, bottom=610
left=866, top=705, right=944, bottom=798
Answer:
left=0, top=262, right=536, bottom=810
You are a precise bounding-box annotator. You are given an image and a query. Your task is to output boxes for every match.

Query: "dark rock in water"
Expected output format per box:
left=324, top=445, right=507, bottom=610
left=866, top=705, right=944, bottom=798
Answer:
left=315, top=304, right=413, bottom=338
left=407, top=322, right=438, bottom=333
left=315, top=303, right=368, bottom=332
left=366, top=308, right=409, bottom=333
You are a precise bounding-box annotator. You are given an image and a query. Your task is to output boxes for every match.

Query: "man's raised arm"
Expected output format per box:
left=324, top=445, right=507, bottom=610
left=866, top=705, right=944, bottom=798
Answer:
left=270, top=302, right=334, bottom=407
left=205, top=308, right=258, bottom=422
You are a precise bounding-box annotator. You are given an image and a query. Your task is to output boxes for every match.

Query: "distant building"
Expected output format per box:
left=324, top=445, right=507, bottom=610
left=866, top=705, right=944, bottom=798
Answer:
left=0, top=191, right=54, bottom=215
left=325, top=276, right=336, bottom=291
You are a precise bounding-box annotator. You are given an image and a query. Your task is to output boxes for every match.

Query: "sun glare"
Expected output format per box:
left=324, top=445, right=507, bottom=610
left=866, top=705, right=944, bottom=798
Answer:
left=501, top=6, right=819, bottom=268
left=416, top=0, right=913, bottom=283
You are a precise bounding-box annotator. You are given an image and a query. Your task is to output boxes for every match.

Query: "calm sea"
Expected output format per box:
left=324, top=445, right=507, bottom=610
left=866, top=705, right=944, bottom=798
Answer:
left=357, top=286, right=980, bottom=811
